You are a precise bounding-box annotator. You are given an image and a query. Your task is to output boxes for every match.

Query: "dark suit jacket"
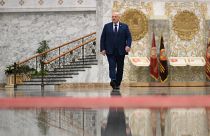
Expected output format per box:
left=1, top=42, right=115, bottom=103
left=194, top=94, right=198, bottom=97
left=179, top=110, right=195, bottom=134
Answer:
left=100, top=22, right=132, bottom=55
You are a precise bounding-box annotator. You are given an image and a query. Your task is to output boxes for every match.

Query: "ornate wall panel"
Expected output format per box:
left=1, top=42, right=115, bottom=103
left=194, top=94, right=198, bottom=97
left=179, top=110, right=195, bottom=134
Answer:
left=166, top=2, right=207, bottom=57
left=165, top=2, right=207, bottom=81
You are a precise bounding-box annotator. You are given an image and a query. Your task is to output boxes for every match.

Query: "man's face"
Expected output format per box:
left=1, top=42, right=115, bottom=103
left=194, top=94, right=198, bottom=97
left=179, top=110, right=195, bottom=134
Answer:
left=112, top=12, right=120, bottom=24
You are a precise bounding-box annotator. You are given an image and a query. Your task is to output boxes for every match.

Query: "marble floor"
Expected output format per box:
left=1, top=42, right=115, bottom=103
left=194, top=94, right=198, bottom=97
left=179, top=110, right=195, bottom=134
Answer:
left=1, top=86, right=210, bottom=97
left=0, top=87, right=210, bottom=136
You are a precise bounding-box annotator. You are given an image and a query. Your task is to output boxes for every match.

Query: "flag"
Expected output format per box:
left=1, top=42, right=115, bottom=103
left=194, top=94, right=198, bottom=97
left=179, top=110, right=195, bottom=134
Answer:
left=150, top=33, right=159, bottom=80
left=159, top=35, right=168, bottom=82
left=205, top=38, right=210, bottom=80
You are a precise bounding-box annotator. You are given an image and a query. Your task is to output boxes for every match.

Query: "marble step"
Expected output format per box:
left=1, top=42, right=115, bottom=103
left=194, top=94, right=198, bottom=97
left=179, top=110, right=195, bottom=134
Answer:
left=69, top=61, right=98, bottom=66
left=55, top=66, right=91, bottom=70
left=77, top=57, right=96, bottom=60
left=47, top=71, right=79, bottom=75
left=53, top=69, right=85, bottom=72
left=26, top=78, right=66, bottom=82
left=63, top=63, right=97, bottom=67
left=32, top=75, right=73, bottom=78
left=72, top=59, right=98, bottom=63
left=17, top=84, right=56, bottom=90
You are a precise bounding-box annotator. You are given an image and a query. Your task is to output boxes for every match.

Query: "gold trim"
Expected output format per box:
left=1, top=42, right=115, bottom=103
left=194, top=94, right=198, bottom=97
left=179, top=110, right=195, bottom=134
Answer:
left=160, top=77, right=168, bottom=83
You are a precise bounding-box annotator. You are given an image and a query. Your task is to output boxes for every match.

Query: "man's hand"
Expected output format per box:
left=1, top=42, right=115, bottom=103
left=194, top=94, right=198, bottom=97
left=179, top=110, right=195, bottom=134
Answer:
left=125, top=46, right=131, bottom=53
left=101, top=50, right=106, bottom=56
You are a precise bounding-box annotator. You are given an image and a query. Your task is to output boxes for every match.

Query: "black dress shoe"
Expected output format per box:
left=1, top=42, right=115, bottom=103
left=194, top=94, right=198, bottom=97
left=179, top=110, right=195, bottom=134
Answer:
left=115, top=86, right=120, bottom=89
left=110, top=80, right=116, bottom=89
left=111, top=90, right=121, bottom=95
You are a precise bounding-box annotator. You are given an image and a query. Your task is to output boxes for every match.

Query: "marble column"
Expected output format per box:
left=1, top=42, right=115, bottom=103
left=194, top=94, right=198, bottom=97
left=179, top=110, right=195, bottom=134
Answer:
left=96, top=0, right=114, bottom=83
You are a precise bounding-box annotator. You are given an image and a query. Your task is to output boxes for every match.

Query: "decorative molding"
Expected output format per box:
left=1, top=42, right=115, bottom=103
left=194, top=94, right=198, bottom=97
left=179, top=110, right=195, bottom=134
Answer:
left=0, top=7, right=96, bottom=12
left=0, top=0, right=96, bottom=12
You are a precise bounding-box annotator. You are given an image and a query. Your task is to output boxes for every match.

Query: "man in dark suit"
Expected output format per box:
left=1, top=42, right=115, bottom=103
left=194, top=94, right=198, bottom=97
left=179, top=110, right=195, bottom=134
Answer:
left=100, top=11, right=132, bottom=90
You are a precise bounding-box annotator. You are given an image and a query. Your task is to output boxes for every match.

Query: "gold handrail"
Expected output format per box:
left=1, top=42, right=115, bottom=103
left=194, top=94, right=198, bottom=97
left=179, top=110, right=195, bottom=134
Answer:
left=43, top=37, right=96, bottom=64
left=17, top=32, right=96, bottom=65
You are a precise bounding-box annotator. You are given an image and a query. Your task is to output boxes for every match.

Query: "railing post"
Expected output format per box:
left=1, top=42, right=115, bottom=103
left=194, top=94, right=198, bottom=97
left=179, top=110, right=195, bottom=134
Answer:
left=41, top=61, right=44, bottom=90
left=82, top=38, right=85, bottom=66
left=36, top=56, right=38, bottom=73
left=59, top=47, right=61, bottom=68
left=63, top=55, right=65, bottom=65
left=14, top=62, right=17, bottom=89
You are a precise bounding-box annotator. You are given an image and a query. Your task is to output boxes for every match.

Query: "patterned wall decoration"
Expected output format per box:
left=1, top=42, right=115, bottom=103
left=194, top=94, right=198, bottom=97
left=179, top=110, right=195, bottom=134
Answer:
left=0, top=0, right=5, bottom=6
left=112, top=0, right=153, bottom=82
left=58, top=0, right=63, bottom=5
left=77, top=0, right=84, bottom=5
left=19, top=0, right=24, bottom=6
left=165, top=2, right=207, bottom=81
left=38, top=0, right=44, bottom=5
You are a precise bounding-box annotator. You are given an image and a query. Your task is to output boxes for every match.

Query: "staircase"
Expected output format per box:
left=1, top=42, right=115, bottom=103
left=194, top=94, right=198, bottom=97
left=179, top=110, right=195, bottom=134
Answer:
left=17, top=55, right=97, bottom=89
left=14, top=32, right=96, bottom=89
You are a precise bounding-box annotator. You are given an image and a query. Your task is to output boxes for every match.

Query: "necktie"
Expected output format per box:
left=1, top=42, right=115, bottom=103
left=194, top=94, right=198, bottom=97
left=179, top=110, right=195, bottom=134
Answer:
left=114, top=24, right=117, bottom=33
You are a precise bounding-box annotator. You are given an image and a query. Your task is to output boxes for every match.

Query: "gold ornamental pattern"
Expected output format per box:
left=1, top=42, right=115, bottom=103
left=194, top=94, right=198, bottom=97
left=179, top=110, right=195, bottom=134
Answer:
left=172, top=10, right=199, bottom=40
left=120, top=9, right=148, bottom=41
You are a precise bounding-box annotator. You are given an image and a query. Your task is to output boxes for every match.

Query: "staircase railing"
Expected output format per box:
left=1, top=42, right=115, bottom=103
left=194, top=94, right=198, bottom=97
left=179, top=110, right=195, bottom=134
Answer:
left=13, top=32, right=96, bottom=88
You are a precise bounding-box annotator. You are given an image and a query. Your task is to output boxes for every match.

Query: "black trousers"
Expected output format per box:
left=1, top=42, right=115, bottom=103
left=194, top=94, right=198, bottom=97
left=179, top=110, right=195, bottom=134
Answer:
left=107, top=52, right=125, bottom=86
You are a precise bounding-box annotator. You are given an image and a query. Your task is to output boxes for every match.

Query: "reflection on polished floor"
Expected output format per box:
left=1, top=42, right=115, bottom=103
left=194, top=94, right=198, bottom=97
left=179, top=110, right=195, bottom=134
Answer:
left=0, top=87, right=210, bottom=136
